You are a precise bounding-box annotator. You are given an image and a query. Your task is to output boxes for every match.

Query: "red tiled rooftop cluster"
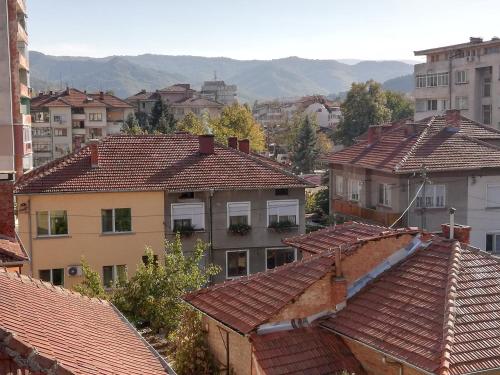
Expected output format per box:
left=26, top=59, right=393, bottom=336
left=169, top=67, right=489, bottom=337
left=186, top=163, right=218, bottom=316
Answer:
left=31, top=88, right=132, bottom=110
left=0, top=235, right=28, bottom=263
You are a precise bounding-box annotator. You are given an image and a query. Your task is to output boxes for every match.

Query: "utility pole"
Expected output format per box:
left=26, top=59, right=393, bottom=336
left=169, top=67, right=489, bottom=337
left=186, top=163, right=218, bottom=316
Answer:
left=420, top=165, right=428, bottom=230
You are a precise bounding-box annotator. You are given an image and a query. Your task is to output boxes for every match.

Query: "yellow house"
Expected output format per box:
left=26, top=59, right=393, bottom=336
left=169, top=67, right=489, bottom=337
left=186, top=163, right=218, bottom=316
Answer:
left=14, top=133, right=311, bottom=289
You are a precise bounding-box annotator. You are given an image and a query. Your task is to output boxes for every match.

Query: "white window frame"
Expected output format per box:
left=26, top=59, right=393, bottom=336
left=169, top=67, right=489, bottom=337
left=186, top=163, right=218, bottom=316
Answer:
left=378, top=183, right=392, bottom=207
left=101, top=208, right=132, bottom=233
left=89, top=112, right=103, bottom=121
left=266, top=199, right=299, bottom=227
left=455, top=96, right=469, bottom=110
left=455, top=70, right=468, bottom=84
left=36, top=210, right=68, bottom=237
left=265, top=247, right=297, bottom=270
left=225, top=249, right=249, bottom=279
left=427, top=99, right=438, bottom=111
left=39, top=268, right=64, bottom=285
left=102, top=264, right=127, bottom=287
left=348, top=179, right=361, bottom=202
left=170, top=202, right=205, bottom=231
left=416, top=184, right=446, bottom=208
left=486, top=184, right=500, bottom=208
left=486, top=232, right=500, bottom=253
left=227, top=201, right=251, bottom=228
left=335, top=175, right=344, bottom=195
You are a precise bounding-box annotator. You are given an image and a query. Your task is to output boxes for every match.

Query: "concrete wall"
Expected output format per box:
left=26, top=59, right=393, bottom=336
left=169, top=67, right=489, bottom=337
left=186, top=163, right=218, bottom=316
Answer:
left=17, top=191, right=165, bottom=289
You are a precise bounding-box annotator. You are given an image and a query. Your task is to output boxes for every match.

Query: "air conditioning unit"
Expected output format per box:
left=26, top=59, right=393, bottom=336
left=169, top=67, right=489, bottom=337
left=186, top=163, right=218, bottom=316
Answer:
left=67, top=265, right=83, bottom=277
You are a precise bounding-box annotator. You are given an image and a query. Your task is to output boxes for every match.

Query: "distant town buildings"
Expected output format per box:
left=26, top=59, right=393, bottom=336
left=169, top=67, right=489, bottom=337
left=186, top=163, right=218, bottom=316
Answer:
left=200, top=80, right=238, bottom=105
left=414, top=36, right=500, bottom=127
left=30, top=88, right=134, bottom=167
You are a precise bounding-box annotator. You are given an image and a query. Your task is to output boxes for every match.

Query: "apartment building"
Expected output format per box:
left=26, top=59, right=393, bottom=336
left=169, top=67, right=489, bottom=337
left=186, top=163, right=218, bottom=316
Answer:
left=14, top=134, right=312, bottom=288
left=414, top=36, right=500, bottom=127
left=200, top=80, right=238, bottom=105
left=126, top=83, right=224, bottom=121
left=0, top=0, right=32, bottom=176
left=324, top=110, right=500, bottom=251
left=30, top=88, right=134, bottom=167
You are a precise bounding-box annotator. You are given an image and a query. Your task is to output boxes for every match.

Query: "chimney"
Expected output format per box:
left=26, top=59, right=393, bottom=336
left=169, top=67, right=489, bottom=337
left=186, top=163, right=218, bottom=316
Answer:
left=441, top=209, right=471, bottom=244
left=199, top=134, right=215, bottom=155
left=445, top=109, right=461, bottom=131
left=331, top=248, right=347, bottom=310
left=367, top=126, right=377, bottom=146
left=99, top=91, right=104, bottom=99
left=0, top=180, right=16, bottom=239
left=89, top=140, right=99, bottom=168
left=238, top=139, right=250, bottom=154
left=404, top=121, right=417, bottom=137
left=228, top=137, right=238, bottom=149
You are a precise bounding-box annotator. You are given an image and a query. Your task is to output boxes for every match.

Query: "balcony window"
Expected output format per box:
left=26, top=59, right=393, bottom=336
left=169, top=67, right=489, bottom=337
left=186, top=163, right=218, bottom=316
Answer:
left=53, top=115, right=64, bottom=124
left=416, top=185, right=445, bottom=208
left=486, top=234, right=500, bottom=253
left=455, top=96, right=469, bottom=110
left=226, top=250, right=248, bottom=278
left=102, top=265, right=127, bottom=287
left=378, top=183, right=392, bottom=207
left=348, top=179, right=361, bottom=202
left=483, top=105, right=492, bottom=125
left=89, top=113, right=103, bottom=121
left=33, top=143, right=51, bottom=152
left=483, top=77, right=491, bottom=97
left=427, top=100, right=438, bottom=111
left=266, top=248, right=296, bottom=270
left=227, top=202, right=251, bottom=227
left=36, top=210, right=68, bottom=236
left=455, top=70, right=468, bottom=84
left=39, top=269, right=64, bottom=286
left=54, top=128, right=68, bottom=137
left=267, top=199, right=299, bottom=226
left=88, top=128, right=103, bottom=138
left=33, top=127, right=51, bottom=137
left=335, top=175, right=344, bottom=195
left=54, top=144, right=70, bottom=156
left=171, top=203, right=205, bottom=231
left=101, top=208, right=132, bottom=233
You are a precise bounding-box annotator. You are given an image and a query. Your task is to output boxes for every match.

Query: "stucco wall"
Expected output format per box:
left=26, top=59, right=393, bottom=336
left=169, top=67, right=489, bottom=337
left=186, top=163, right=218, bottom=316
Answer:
left=17, top=191, right=165, bottom=289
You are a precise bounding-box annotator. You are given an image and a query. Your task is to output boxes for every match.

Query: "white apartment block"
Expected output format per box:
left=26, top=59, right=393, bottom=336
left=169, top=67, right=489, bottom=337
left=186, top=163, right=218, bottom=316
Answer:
left=31, top=88, right=133, bottom=167
left=414, top=37, right=500, bottom=127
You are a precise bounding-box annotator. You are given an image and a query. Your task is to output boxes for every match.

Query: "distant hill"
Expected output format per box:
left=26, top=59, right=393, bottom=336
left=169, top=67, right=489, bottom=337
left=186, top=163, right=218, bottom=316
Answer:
left=29, top=51, right=414, bottom=101
left=382, top=74, right=414, bottom=93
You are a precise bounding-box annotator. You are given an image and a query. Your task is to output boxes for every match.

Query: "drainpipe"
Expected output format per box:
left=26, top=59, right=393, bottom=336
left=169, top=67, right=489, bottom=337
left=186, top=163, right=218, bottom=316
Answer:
left=28, top=197, right=33, bottom=276
left=209, top=189, right=214, bottom=269
left=449, top=207, right=456, bottom=240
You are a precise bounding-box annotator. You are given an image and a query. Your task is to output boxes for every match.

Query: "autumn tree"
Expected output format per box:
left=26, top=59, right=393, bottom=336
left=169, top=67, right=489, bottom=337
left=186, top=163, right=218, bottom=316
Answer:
left=334, top=80, right=391, bottom=146
left=73, top=258, right=107, bottom=299
left=384, top=90, right=414, bottom=121
left=122, top=113, right=144, bottom=135
left=177, top=112, right=206, bottom=135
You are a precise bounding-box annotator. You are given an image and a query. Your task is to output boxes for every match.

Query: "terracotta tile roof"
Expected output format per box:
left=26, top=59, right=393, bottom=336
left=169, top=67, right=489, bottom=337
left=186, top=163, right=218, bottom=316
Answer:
left=0, top=235, right=28, bottom=263
left=184, top=252, right=336, bottom=334
left=31, top=88, right=130, bottom=110
left=159, top=84, right=194, bottom=93
left=88, top=93, right=133, bottom=109
left=283, top=222, right=418, bottom=255
left=0, top=269, right=169, bottom=374
left=174, top=97, right=223, bottom=107
left=324, top=115, right=500, bottom=173
left=126, top=90, right=159, bottom=101
left=320, top=237, right=500, bottom=375
left=14, top=133, right=312, bottom=194
left=251, top=327, right=366, bottom=375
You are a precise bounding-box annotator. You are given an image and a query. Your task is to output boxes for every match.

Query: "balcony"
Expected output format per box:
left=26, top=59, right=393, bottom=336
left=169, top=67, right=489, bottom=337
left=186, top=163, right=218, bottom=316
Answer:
left=22, top=114, right=31, bottom=126
left=19, top=83, right=30, bottom=98
left=72, top=114, right=86, bottom=120
left=16, top=0, right=26, bottom=14
left=17, top=23, right=28, bottom=43
left=18, top=52, right=29, bottom=71
left=333, top=198, right=404, bottom=227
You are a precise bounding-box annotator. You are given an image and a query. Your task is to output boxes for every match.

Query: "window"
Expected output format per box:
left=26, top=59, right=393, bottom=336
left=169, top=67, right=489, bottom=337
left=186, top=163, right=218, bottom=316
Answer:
left=348, top=179, right=361, bottom=201
left=426, top=73, right=437, bottom=87
left=266, top=248, right=296, bottom=270
left=483, top=105, right=492, bottom=125
left=33, top=142, right=51, bottom=152
left=415, top=99, right=427, bottom=113
left=88, top=128, right=103, bottom=138
left=102, top=265, right=127, bottom=287
left=54, top=144, right=70, bottom=156
left=486, top=234, right=500, bottom=253
left=142, top=254, right=159, bottom=266
left=36, top=210, right=68, bottom=236
left=335, top=175, right=344, bottom=195
left=416, top=75, right=427, bottom=88
left=483, top=77, right=491, bottom=97
left=33, top=112, right=49, bottom=123
left=226, top=250, right=248, bottom=278
left=53, top=115, right=64, bottom=123
left=486, top=185, right=500, bottom=207
left=54, top=128, right=67, bottom=137
left=416, top=73, right=448, bottom=88
left=437, top=72, right=449, bottom=86
left=455, top=70, right=468, bottom=84
left=72, top=120, right=84, bottom=129
left=33, top=127, right=51, bottom=137
left=275, top=188, right=289, bottom=196
left=378, top=183, right=392, bottom=206
left=455, top=96, right=469, bottom=110
left=171, top=203, right=205, bottom=231
left=267, top=199, right=299, bottom=226
left=227, top=202, right=251, bottom=227
left=141, top=102, right=146, bottom=109
left=427, top=99, right=438, bottom=111
left=39, top=268, right=64, bottom=286
left=23, top=126, right=31, bottom=143
left=416, top=185, right=445, bottom=208
left=101, top=208, right=132, bottom=233
left=439, top=100, right=448, bottom=111
left=89, top=112, right=103, bottom=121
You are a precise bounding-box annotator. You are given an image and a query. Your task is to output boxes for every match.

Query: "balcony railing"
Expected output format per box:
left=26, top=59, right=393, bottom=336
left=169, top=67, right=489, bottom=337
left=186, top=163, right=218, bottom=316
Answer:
left=19, top=83, right=30, bottom=98
left=333, top=198, right=404, bottom=227
left=18, top=52, right=29, bottom=71
left=17, top=23, right=28, bottom=43
left=16, top=0, right=27, bottom=14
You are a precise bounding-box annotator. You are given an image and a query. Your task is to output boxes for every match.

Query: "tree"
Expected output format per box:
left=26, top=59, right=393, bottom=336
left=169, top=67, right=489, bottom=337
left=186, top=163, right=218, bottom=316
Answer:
left=291, top=115, right=318, bottom=174
left=384, top=90, right=414, bottom=121
left=150, top=99, right=176, bottom=133
left=210, top=103, right=265, bottom=151
left=177, top=112, right=206, bottom=135
left=73, top=258, right=107, bottom=299
left=112, top=235, right=220, bottom=333
left=122, top=113, right=144, bottom=135
left=334, top=80, right=391, bottom=146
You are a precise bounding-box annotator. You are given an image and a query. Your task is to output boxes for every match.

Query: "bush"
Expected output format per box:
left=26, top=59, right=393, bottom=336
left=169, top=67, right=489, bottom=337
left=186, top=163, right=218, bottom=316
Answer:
left=268, top=219, right=297, bottom=232
left=228, top=223, right=251, bottom=235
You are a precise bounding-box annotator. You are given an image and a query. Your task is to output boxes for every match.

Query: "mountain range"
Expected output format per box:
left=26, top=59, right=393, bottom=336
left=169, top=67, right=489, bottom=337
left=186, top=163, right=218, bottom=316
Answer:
left=29, top=51, right=415, bottom=102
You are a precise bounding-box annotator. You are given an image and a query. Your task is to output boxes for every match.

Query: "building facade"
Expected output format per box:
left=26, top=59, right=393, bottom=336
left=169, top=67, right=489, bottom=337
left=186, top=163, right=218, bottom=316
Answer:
left=200, top=80, right=238, bottom=105
left=14, top=134, right=311, bottom=288
left=414, top=37, right=500, bottom=128
left=30, top=88, right=134, bottom=167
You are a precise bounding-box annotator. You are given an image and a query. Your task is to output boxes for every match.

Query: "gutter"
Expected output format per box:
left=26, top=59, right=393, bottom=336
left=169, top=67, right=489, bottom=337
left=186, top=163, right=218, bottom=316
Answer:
left=256, top=308, right=336, bottom=335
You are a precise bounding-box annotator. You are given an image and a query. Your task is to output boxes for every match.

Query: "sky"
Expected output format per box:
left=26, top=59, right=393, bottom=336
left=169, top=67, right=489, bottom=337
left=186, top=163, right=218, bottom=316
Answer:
left=28, top=0, right=500, bottom=62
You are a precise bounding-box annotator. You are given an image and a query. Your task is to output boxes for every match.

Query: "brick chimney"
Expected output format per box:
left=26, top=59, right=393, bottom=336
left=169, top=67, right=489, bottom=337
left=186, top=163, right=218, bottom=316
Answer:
left=445, top=109, right=461, bottom=130
left=331, top=248, right=347, bottom=310
left=89, top=140, right=99, bottom=168
left=0, top=180, right=16, bottom=239
left=99, top=91, right=104, bottom=100
left=404, top=121, right=417, bottom=137
left=228, top=137, right=238, bottom=149
left=367, top=126, right=380, bottom=146
left=238, top=139, right=250, bottom=154
left=441, top=223, right=471, bottom=244
left=199, top=134, right=215, bottom=155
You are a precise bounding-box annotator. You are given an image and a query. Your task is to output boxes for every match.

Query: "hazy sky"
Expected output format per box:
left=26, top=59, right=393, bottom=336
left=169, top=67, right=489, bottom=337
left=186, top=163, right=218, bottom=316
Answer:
left=28, top=0, right=500, bottom=61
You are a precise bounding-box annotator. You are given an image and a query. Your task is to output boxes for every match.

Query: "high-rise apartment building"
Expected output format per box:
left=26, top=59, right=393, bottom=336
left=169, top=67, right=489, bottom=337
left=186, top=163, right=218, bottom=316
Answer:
left=414, top=37, right=500, bottom=127
left=0, top=0, right=32, bottom=177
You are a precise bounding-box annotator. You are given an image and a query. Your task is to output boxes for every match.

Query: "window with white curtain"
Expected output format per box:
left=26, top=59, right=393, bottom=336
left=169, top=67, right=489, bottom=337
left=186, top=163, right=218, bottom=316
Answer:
left=416, top=185, right=445, bottom=208
left=348, top=179, right=361, bottom=201
left=267, top=199, right=299, bottom=226
left=171, top=203, right=205, bottom=231
left=227, top=202, right=251, bottom=227
left=335, top=175, right=344, bottom=195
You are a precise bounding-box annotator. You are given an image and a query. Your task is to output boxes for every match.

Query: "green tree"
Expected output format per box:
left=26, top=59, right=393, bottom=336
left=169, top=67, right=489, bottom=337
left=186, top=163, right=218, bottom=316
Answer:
left=210, top=103, right=265, bottom=151
left=73, top=258, right=107, bottom=299
left=112, top=235, right=220, bottom=333
left=384, top=90, right=415, bottom=121
left=334, top=80, right=392, bottom=146
left=291, top=115, right=318, bottom=174
left=122, top=113, right=144, bottom=135
left=177, top=112, right=206, bottom=135
left=151, top=99, right=176, bottom=133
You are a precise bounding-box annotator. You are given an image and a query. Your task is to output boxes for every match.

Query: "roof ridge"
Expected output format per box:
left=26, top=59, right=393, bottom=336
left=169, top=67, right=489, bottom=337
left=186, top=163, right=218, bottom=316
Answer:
left=457, top=133, right=500, bottom=151
left=438, top=240, right=462, bottom=375
left=0, top=268, right=109, bottom=305
left=393, top=116, right=434, bottom=173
